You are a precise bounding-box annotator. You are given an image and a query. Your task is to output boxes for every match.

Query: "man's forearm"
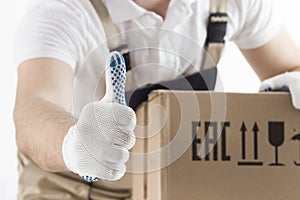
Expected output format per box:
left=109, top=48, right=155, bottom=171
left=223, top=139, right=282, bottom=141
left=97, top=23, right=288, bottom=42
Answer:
left=14, top=96, right=75, bottom=172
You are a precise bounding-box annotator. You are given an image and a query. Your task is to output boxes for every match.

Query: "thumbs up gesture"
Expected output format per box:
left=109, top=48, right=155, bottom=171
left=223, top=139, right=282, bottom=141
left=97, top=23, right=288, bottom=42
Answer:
left=62, top=52, right=136, bottom=182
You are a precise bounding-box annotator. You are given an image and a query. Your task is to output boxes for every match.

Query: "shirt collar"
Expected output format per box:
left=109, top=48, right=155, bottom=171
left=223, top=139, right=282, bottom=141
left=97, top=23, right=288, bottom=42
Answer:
left=178, top=0, right=196, bottom=6
left=173, top=0, right=197, bottom=9
left=102, top=0, right=196, bottom=23
left=102, top=0, right=147, bottom=23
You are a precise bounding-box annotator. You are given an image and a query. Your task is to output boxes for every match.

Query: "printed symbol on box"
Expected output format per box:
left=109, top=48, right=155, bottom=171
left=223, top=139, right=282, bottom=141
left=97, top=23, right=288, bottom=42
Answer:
left=192, top=122, right=231, bottom=161
left=192, top=122, right=202, bottom=161
left=291, top=132, right=300, bottom=166
left=268, top=122, right=285, bottom=166
left=238, top=122, right=263, bottom=166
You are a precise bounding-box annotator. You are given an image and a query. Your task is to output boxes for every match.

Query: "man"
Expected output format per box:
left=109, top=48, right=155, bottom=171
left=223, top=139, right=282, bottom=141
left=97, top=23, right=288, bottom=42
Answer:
left=14, top=0, right=300, bottom=199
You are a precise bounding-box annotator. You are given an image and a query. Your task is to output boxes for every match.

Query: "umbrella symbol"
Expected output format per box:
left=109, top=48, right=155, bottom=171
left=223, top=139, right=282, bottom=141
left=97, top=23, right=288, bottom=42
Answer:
left=291, top=133, right=300, bottom=166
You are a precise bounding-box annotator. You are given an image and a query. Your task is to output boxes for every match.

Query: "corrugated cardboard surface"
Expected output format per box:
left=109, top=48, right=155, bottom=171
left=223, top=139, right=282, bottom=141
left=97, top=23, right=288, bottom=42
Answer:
left=132, top=90, right=300, bottom=200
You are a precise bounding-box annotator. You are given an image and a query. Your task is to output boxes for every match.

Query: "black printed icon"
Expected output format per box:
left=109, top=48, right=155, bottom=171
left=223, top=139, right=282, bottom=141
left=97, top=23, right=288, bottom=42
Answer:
left=238, top=122, right=263, bottom=166
left=240, top=122, right=247, bottom=160
left=291, top=133, right=300, bottom=166
left=268, top=122, right=285, bottom=166
left=191, top=121, right=231, bottom=162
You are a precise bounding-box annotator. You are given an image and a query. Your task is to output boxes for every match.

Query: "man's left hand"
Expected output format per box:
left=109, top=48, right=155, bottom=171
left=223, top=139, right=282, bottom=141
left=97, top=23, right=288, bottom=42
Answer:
left=260, top=71, right=300, bottom=109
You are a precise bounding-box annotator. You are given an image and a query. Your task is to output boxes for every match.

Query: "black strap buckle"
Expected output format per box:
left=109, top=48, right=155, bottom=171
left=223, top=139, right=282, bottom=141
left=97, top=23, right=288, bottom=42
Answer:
left=206, top=13, right=228, bottom=44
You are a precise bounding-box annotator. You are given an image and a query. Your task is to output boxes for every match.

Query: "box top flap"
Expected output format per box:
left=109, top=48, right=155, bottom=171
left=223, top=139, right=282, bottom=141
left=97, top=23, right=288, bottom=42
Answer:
left=147, top=90, right=290, bottom=102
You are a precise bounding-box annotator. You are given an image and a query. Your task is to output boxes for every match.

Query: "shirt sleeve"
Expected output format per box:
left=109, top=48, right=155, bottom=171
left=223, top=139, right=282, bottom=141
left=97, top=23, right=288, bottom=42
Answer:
left=13, top=0, right=103, bottom=70
left=230, top=0, right=282, bottom=50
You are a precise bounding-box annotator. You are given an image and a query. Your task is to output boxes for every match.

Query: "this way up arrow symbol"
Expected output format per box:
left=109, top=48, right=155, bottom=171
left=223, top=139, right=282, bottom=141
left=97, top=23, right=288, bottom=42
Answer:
left=253, top=122, right=259, bottom=160
left=241, top=122, right=247, bottom=160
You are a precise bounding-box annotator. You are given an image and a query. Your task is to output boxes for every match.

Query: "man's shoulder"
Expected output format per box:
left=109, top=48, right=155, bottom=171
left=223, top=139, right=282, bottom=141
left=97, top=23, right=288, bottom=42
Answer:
left=24, top=0, right=102, bottom=31
left=28, top=0, right=93, bottom=18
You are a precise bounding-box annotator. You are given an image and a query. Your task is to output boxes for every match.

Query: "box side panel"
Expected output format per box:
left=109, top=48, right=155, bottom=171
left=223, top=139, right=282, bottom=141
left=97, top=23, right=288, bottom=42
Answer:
left=132, top=102, right=148, bottom=200
left=145, top=93, right=167, bottom=200
left=164, top=92, right=300, bottom=200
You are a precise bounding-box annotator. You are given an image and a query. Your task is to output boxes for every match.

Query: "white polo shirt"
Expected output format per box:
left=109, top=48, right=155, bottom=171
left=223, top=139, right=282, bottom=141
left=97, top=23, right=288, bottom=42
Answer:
left=14, top=0, right=281, bottom=117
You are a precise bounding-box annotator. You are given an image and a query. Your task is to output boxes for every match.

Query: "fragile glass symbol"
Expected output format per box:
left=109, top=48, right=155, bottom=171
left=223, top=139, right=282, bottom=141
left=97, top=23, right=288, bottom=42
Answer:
left=268, top=122, right=285, bottom=166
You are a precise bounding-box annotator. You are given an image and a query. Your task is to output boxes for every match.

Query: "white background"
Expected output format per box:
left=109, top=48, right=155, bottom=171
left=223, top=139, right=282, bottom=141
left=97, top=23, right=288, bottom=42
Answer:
left=1, top=0, right=300, bottom=199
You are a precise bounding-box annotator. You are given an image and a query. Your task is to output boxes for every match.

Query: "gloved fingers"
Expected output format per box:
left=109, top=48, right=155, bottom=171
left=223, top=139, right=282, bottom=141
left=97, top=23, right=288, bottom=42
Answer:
left=63, top=128, right=128, bottom=182
left=113, top=129, right=136, bottom=150
left=86, top=102, right=136, bottom=127
left=259, top=71, right=300, bottom=109
left=91, top=144, right=130, bottom=164
left=74, top=127, right=132, bottom=164
left=110, top=103, right=137, bottom=129
left=99, top=162, right=126, bottom=181
left=91, top=102, right=136, bottom=130
left=80, top=162, right=126, bottom=181
left=259, top=73, right=289, bottom=91
left=288, top=81, right=300, bottom=109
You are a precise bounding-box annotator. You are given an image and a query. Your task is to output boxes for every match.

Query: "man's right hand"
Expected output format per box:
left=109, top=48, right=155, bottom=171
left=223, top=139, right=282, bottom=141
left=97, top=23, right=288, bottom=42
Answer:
left=62, top=101, right=136, bottom=182
left=62, top=52, right=136, bottom=182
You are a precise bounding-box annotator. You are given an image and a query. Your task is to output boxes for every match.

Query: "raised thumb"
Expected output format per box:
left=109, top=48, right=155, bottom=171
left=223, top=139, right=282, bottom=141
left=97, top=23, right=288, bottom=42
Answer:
left=103, top=51, right=127, bottom=105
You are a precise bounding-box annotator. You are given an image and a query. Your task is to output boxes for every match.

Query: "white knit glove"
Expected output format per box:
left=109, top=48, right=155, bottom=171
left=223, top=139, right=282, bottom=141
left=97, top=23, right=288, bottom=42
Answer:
left=62, top=52, right=136, bottom=182
left=259, top=71, right=300, bottom=109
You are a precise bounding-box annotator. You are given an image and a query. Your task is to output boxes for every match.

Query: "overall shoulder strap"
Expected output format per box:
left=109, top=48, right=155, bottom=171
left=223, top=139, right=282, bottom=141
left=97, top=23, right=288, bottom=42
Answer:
left=202, top=0, right=228, bottom=70
left=90, top=0, right=130, bottom=70
left=90, top=0, right=128, bottom=54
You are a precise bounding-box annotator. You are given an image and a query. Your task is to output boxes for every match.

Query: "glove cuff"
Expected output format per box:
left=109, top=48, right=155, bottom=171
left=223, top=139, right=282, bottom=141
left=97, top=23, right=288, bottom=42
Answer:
left=62, top=125, right=78, bottom=174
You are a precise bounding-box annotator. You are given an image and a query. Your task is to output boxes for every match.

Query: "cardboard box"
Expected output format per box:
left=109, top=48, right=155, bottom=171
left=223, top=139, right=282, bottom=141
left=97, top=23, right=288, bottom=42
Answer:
left=130, top=90, right=300, bottom=200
